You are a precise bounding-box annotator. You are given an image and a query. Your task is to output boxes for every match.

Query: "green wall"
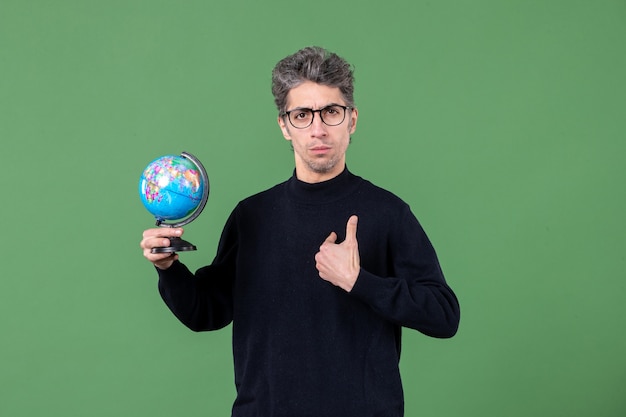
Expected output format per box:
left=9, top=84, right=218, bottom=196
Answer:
left=2, top=1, right=625, bottom=416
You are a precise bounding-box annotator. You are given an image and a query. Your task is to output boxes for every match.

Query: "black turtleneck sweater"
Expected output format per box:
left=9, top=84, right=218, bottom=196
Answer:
left=157, top=168, right=460, bottom=417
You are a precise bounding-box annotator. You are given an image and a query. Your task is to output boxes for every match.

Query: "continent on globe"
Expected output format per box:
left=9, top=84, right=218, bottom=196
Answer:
left=139, top=155, right=205, bottom=222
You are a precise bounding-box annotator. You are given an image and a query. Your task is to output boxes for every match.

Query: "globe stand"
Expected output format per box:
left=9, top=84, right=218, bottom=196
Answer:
left=145, top=152, right=210, bottom=254
left=151, top=237, right=197, bottom=253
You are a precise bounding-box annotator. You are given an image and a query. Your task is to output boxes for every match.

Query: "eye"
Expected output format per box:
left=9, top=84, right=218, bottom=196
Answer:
left=290, top=109, right=313, bottom=121
left=323, top=106, right=341, bottom=115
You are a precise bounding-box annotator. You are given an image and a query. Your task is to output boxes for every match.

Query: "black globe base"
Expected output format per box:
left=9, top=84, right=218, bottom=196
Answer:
left=151, top=237, right=197, bottom=253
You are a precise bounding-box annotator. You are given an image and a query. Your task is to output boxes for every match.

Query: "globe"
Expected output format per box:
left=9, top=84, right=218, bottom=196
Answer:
left=139, top=152, right=209, bottom=253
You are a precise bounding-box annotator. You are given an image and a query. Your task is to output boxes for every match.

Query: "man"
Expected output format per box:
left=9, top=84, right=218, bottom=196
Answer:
left=141, top=46, right=460, bottom=417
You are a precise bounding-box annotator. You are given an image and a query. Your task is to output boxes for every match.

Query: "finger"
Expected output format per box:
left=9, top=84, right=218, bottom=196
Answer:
left=141, top=228, right=183, bottom=250
left=140, top=235, right=168, bottom=250
left=142, top=227, right=183, bottom=239
left=145, top=237, right=172, bottom=250
left=323, top=231, right=338, bottom=244
left=143, top=242, right=178, bottom=259
left=344, top=215, right=358, bottom=243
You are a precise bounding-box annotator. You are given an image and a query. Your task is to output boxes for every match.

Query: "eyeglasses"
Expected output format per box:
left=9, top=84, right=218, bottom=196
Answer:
left=282, top=105, right=352, bottom=129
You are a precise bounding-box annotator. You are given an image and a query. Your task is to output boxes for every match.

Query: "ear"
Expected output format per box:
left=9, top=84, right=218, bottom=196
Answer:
left=348, top=107, right=358, bottom=134
left=278, top=116, right=292, bottom=141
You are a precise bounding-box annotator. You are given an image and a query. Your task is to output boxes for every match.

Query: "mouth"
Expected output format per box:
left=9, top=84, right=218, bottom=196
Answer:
left=310, top=145, right=331, bottom=155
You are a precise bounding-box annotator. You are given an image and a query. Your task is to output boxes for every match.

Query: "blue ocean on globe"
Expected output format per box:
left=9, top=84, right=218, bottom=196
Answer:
left=139, top=155, right=205, bottom=221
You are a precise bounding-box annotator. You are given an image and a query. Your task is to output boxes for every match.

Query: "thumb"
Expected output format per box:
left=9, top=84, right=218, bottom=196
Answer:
left=345, top=215, right=358, bottom=243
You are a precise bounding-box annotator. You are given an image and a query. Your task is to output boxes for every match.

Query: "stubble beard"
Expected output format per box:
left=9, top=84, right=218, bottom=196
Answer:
left=305, top=155, right=340, bottom=174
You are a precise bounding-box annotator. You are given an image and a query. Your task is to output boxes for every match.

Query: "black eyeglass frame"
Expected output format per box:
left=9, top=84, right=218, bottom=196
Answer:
left=281, top=105, right=353, bottom=129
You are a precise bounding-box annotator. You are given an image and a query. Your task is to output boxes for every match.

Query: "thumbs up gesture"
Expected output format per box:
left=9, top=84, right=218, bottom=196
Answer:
left=315, top=215, right=361, bottom=292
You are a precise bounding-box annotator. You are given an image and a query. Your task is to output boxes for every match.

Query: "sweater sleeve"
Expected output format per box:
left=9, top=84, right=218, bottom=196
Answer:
left=349, top=206, right=460, bottom=338
left=157, top=210, right=238, bottom=332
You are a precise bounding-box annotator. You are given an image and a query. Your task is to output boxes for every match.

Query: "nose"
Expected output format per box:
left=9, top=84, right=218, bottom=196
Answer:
left=309, top=112, right=328, bottom=137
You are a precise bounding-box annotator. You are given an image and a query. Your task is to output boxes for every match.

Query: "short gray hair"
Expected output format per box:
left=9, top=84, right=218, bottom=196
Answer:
left=271, top=46, right=355, bottom=114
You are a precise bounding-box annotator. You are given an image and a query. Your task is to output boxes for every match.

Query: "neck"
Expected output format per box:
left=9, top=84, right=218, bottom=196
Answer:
left=288, top=167, right=356, bottom=204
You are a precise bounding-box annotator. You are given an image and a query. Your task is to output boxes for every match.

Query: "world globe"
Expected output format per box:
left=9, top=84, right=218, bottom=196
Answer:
left=139, top=152, right=209, bottom=253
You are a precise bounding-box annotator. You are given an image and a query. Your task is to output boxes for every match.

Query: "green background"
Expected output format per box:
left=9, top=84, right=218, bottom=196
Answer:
left=2, top=1, right=625, bottom=416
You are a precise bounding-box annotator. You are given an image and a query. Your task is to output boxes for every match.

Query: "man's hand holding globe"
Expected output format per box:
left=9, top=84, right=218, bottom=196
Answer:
left=140, top=227, right=185, bottom=270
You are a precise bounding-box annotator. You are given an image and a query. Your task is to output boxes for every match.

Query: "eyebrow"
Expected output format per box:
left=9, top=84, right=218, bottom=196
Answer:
left=287, top=103, right=345, bottom=112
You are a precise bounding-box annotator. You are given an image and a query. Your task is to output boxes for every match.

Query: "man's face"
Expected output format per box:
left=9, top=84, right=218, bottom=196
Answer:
left=278, top=81, right=358, bottom=183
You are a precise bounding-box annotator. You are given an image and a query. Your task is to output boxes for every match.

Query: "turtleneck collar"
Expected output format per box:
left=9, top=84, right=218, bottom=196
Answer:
left=286, top=167, right=361, bottom=204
